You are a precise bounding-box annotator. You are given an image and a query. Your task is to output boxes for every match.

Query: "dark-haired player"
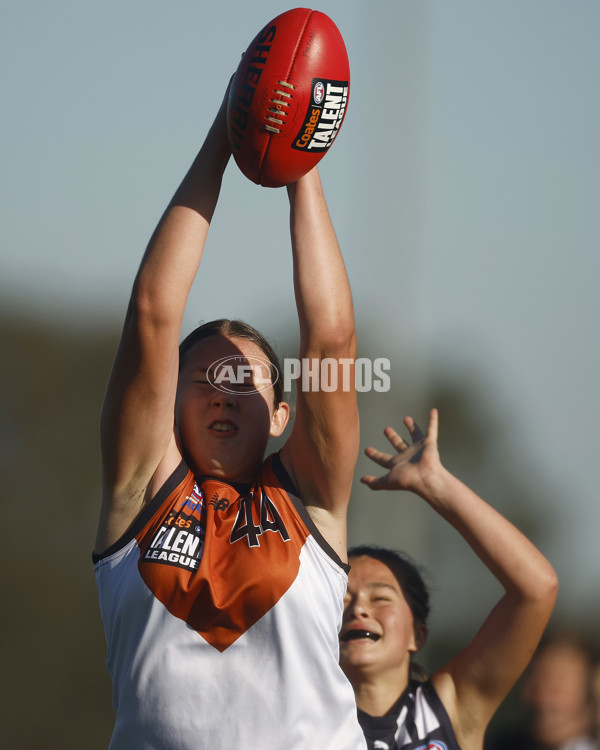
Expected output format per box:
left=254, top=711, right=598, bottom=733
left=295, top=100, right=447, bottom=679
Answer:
left=341, top=409, right=558, bottom=750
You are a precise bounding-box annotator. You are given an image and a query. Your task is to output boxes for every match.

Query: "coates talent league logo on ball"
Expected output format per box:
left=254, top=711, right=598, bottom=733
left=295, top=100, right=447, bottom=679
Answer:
left=293, top=77, right=348, bottom=152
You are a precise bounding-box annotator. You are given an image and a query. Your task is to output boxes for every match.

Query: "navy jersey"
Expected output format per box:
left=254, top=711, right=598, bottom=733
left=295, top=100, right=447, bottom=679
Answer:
left=357, top=679, right=461, bottom=750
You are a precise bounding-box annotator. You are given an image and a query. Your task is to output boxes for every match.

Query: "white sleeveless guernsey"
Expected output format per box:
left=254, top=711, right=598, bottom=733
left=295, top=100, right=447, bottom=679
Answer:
left=94, top=453, right=366, bottom=750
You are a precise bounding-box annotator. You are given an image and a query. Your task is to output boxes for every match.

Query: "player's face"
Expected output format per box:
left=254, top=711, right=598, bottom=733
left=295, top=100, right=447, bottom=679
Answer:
left=175, top=335, right=288, bottom=481
left=340, top=556, right=422, bottom=683
left=522, top=644, right=592, bottom=743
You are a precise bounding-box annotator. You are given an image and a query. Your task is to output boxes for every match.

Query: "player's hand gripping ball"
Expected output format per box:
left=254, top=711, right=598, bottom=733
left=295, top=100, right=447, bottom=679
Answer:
left=227, top=8, right=350, bottom=187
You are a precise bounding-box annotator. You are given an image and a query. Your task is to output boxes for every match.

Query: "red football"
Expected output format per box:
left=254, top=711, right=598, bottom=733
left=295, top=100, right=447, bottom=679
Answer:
left=227, top=8, right=350, bottom=187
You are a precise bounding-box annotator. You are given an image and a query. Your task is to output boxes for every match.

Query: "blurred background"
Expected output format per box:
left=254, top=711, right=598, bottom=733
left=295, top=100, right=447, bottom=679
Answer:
left=2, top=1, right=599, bottom=747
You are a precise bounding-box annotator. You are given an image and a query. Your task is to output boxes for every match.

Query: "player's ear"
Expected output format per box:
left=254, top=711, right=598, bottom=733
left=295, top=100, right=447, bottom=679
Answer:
left=270, top=401, right=290, bottom=437
left=409, top=622, right=428, bottom=653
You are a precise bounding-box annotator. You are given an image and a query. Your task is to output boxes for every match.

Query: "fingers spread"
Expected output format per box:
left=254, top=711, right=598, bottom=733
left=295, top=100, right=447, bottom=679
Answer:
left=409, top=421, right=426, bottom=444
left=427, top=408, right=439, bottom=442
left=383, top=426, right=406, bottom=452
left=360, top=475, right=385, bottom=490
left=364, top=445, right=393, bottom=467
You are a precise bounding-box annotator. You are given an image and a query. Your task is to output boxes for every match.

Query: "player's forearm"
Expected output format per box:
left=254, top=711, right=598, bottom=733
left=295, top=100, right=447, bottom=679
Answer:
left=287, top=168, right=355, bottom=356
left=420, top=469, right=558, bottom=603
left=132, top=127, right=231, bottom=330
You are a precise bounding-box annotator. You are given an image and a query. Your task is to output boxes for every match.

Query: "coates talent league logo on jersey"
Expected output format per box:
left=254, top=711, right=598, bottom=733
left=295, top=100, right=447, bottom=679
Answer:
left=292, top=78, right=348, bottom=152
left=142, top=483, right=206, bottom=572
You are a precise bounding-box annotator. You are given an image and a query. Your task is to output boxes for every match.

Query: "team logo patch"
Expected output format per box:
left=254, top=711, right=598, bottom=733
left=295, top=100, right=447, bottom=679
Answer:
left=415, top=742, right=448, bottom=750
left=292, top=78, right=348, bottom=152
left=141, top=483, right=206, bottom=572
left=209, top=492, right=230, bottom=511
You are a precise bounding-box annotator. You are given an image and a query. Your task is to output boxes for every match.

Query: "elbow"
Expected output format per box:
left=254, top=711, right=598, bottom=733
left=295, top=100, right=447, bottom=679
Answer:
left=531, top=563, right=559, bottom=613
left=304, top=314, right=356, bottom=358
left=507, top=563, right=559, bottom=626
left=129, top=277, right=178, bottom=332
left=545, top=565, right=560, bottom=605
left=327, top=323, right=356, bottom=356
left=131, top=273, right=161, bottom=318
left=506, top=554, right=559, bottom=609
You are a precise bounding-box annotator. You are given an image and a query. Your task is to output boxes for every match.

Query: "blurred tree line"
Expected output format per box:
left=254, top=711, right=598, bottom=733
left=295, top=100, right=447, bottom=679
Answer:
left=1, top=308, right=597, bottom=748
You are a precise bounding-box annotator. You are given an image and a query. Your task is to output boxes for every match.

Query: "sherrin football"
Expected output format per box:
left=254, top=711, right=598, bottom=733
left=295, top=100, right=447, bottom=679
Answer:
left=227, top=8, right=350, bottom=187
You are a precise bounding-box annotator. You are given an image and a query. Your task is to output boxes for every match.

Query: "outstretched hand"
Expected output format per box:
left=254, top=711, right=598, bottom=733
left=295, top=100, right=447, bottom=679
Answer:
left=360, top=408, right=444, bottom=496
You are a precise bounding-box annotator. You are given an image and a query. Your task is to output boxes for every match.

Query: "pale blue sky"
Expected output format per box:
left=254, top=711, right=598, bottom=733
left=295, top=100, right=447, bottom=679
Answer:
left=2, top=1, right=599, bottom=626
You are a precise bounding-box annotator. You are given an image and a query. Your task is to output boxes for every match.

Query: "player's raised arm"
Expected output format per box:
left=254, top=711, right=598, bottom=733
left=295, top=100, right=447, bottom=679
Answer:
left=225, top=11, right=356, bottom=557
left=361, top=409, right=558, bottom=748
left=96, top=91, right=231, bottom=554
left=279, top=167, right=359, bottom=559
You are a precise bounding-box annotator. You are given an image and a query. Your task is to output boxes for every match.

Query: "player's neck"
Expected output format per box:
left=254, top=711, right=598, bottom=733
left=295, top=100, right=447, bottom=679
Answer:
left=352, top=668, right=409, bottom=718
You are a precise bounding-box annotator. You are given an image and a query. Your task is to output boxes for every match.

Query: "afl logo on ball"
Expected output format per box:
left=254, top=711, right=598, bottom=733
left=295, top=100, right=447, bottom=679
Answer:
left=313, top=81, right=325, bottom=104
